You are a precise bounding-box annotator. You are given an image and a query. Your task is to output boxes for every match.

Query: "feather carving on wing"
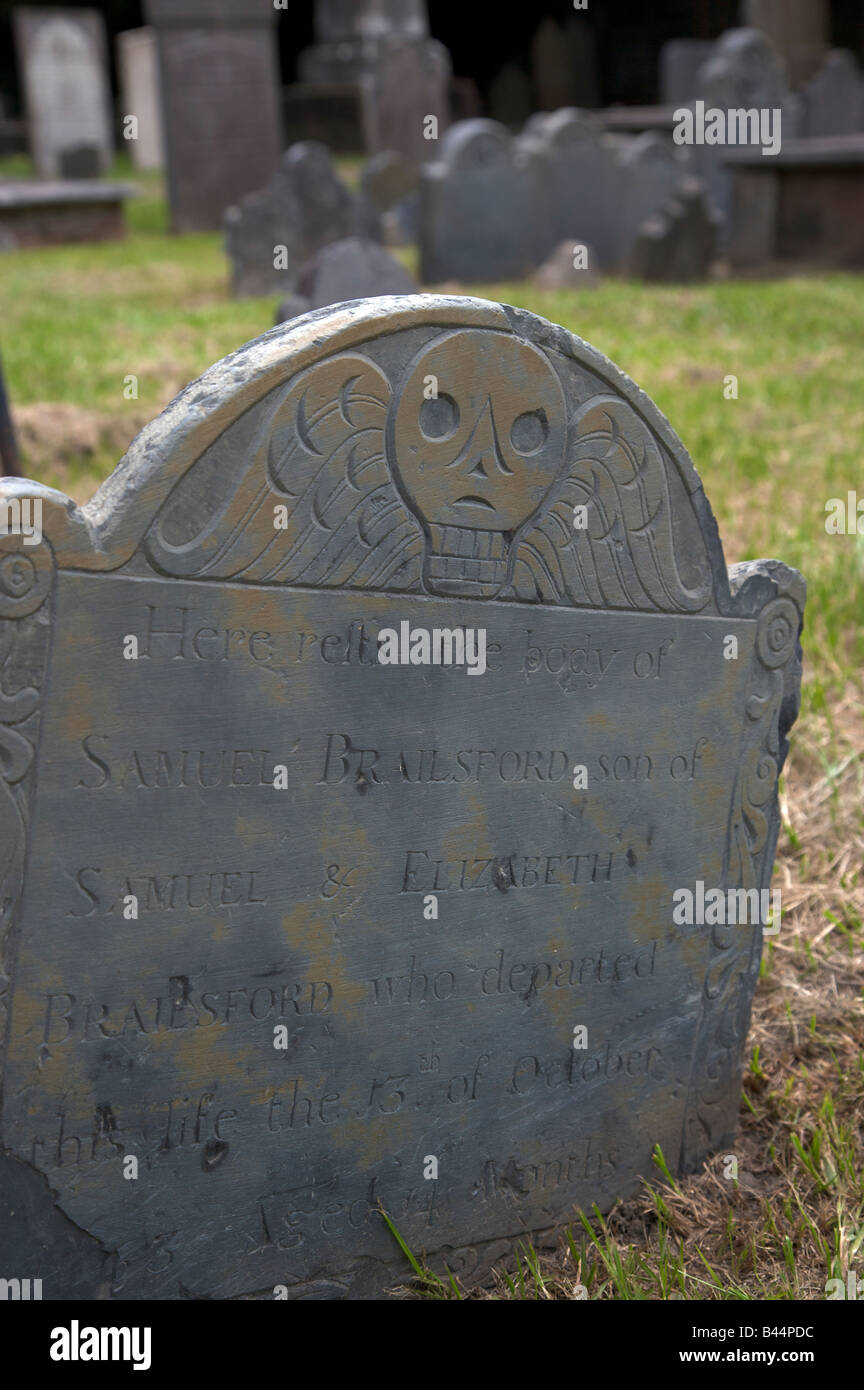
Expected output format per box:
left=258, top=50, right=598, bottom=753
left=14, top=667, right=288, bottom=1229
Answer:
left=511, top=396, right=714, bottom=612
left=146, top=354, right=423, bottom=592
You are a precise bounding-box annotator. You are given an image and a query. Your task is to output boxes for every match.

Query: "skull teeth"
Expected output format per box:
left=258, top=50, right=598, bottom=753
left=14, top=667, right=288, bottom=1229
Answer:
left=428, top=524, right=506, bottom=560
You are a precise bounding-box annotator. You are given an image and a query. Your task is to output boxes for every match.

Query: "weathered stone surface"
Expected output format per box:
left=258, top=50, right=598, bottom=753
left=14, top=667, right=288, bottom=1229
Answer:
left=0, top=295, right=804, bottom=1300
left=628, top=179, right=719, bottom=282
left=117, top=27, right=165, bottom=172
left=13, top=7, right=113, bottom=180
left=143, top=0, right=283, bottom=233
left=225, top=143, right=382, bottom=299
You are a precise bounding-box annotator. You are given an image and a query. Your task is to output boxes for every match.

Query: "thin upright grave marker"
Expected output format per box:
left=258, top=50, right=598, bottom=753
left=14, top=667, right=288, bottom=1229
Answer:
left=0, top=296, right=804, bottom=1299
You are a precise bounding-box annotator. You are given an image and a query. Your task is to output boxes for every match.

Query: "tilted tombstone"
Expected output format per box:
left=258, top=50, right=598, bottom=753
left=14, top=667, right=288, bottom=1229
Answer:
left=420, top=122, right=544, bottom=282
left=360, top=150, right=420, bottom=246
left=628, top=179, right=719, bottom=282
left=143, top=0, right=283, bottom=233
left=0, top=296, right=804, bottom=1300
left=13, top=7, right=113, bottom=180
left=617, top=133, right=699, bottom=270
left=801, top=50, right=864, bottom=139
left=224, top=143, right=382, bottom=299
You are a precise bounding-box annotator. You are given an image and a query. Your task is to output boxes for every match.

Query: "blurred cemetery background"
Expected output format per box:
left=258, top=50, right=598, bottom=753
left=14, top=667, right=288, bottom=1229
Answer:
left=1, top=0, right=862, bottom=1298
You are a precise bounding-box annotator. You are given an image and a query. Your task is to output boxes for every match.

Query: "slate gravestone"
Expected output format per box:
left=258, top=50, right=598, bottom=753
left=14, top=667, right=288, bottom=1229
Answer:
left=420, top=121, right=546, bottom=282
left=225, top=143, right=382, bottom=299
left=628, top=180, right=718, bottom=282
left=424, top=113, right=699, bottom=281
left=13, top=7, right=113, bottom=180
left=519, top=109, right=621, bottom=264
left=143, top=0, right=283, bottom=233
left=0, top=296, right=804, bottom=1300
left=277, top=238, right=416, bottom=323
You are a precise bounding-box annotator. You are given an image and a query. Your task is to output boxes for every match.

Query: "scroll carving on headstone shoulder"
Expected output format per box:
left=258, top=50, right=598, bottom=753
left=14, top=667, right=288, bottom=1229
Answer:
left=0, top=296, right=803, bottom=1299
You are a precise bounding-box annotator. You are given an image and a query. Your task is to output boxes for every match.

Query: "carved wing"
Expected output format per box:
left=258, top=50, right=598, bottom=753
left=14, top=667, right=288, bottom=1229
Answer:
left=145, top=354, right=423, bottom=592
left=510, top=396, right=715, bottom=612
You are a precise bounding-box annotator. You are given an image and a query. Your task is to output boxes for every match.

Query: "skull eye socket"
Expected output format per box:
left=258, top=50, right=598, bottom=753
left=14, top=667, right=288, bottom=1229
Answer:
left=510, top=410, right=549, bottom=455
left=419, top=393, right=460, bottom=441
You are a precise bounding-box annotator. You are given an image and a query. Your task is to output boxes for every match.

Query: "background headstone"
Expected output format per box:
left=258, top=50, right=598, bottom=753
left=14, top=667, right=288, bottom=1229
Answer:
left=742, top=0, right=829, bottom=89
left=117, top=28, right=165, bottom=172
left=299, top=0, right=429, bottom=83
left=360, top=151, right=420, bottom=246
left=143, top=0, right=283, bottom=233
left=299, top=0, right=450, bottom=161
left=531, top=18, right=578, bottom=111
left=13, top=7, right=113, bottom=180
left=0, top=295, right=804, bottom=1299
left=660, top=39, right=715, bottom=106
left=519, top=109, right=621, bottom=268
left=487, top=64, right=533, bottom=129
left=276, top=237, right=416, bottom=322
left=420, top=120, right=544, bottom=282
left=360, top=34, right=451, bottom=164
left=224, top=142, right=382, bottom=299
left=628, top=180, right=719, bottom=282
left=801, top=51, right=864, bottom=139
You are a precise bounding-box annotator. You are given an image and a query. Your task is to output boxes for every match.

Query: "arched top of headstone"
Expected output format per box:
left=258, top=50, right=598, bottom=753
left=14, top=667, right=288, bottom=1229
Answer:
left=435, top=119, right=513, bottom=172
left=8, top=294, right=795, bottom=624
left=696, top=26, right=790, bottom=110
left=620, top=131, right=686, bottom=171
left=521, top=107, right=604, bottom=154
